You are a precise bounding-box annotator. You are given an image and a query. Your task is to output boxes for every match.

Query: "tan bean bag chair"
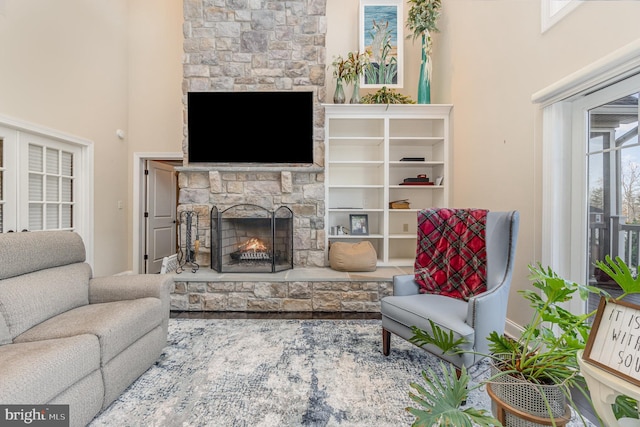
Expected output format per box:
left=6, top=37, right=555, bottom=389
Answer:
left=329, top=241, right=377, bottom=272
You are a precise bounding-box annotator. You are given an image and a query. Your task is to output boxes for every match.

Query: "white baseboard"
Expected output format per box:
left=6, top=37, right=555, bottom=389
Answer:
left=504, top=318, right=524, bottom=340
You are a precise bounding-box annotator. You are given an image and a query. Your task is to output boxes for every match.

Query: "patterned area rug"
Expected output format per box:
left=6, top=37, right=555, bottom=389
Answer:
left=88, top=319, right=592, bottom=427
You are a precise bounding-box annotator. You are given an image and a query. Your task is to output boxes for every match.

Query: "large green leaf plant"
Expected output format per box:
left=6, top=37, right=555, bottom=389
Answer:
left=406, top=255, right=640, bottom=426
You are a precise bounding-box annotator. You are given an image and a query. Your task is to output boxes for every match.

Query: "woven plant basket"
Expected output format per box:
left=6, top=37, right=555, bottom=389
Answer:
left=487, top=359, right=571, bottom=427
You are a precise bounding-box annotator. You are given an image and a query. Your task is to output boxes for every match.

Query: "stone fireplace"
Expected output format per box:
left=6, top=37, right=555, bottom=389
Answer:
left=211, top=204, right=294, bottom=273
left=176, top=168, right=325, bottom=269
left=169, top=0, right=397, bottom=314
left=177, top=1, right=328, bottom=270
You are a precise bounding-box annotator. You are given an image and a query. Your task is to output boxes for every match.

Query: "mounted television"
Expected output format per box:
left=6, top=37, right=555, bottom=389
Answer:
left=187, top=91, right=314, bottom=164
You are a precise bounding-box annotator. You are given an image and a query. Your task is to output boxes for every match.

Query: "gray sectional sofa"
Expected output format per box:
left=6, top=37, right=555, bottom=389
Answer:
left=0, top=231, right=172, bottom=427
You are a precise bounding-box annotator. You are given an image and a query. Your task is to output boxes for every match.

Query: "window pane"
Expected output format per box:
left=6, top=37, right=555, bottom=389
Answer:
left=29, top=203, right=43, bottom=230
left=61, top=177, right=72, bottom=202
left=62, top=204, right=72, bottom=228
left=61, top=151, right=73, bottom=176
left=46, top=204, right=59, bottom=229
left=587, top=92, right=640, bottom=283
left=29, top=173, right=43, bottom=201
left=46, top=176, right=59, bottom=202
left=29, top=144, right=43, bottom=172
left=46, top=148, right=59, bottom=174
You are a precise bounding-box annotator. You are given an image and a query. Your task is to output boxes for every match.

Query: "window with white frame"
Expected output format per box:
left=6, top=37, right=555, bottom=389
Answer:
left=24, top=137, right=77, bottom=231
left=534, top=40, right=640, bottom=315
left=0, top=118, right=92, bottom=266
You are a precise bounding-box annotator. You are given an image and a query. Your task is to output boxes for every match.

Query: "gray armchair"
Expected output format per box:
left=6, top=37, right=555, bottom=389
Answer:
left=381, top=210, right=519, bottom=372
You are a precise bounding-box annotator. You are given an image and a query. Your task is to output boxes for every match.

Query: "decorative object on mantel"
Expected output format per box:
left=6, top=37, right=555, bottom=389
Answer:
left=360, top=86, right=415, bottom=104
left=345, top=51, right=370, bottom=104
left=406, top=0, right=442, bottom=104
left=360, top=0, right=403, bottom=88
left=331, top=55, right=348, bottom=104
left=332, top=51, right=370, bottom=104
left=333, top=78, right=346, bottom=104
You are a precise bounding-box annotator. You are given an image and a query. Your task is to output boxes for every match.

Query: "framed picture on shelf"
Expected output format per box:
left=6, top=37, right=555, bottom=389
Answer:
left=359, top=0, right=403, bottom=88
left=350, top=214, right=369, bottom=235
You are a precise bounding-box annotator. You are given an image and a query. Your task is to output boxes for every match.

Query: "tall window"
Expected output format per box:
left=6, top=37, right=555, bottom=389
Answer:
left=536, top=50, right=640, bottom=316
left=587, top=93, right=640, bottom=283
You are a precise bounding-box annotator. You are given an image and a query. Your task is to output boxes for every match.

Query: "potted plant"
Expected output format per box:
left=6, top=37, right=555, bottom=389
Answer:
left=343, top=51, right=370, bottom=104
left=330, top=55, right=349, bottom=104
left=406, top=255, right=640, bottom=426
left=331, top=51, right=370, bottom=104
left=360, top=86, right=415, bottom=105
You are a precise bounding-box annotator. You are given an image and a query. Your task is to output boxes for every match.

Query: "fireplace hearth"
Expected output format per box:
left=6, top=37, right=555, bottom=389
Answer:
left=210, top=204, right=293, bottom=273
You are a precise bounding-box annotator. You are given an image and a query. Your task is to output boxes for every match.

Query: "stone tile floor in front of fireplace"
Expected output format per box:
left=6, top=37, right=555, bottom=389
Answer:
left=168, top=265, right=414, bottom=283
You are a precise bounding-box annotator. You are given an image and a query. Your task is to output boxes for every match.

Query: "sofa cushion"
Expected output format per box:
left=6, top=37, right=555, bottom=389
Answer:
left=0, top=334, right=101, bottom=404
left=381, top=293, right=475, bottom=346
left=15, top=297, right=164, bottom=365
left=0, top=231, right=86, bottom=280
left=0, top=263, right=92, bottom=339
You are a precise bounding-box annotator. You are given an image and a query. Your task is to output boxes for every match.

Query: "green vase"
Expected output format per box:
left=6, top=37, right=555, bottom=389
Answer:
left=418, top=33, right=431, bottom=104
left=349, top=79, right=361, bottom=104
left=333, top=78, right=346, bottom=104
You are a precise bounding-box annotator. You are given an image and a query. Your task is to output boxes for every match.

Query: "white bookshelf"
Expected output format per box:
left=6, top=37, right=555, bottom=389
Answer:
left=324, top=104, right=452, bottom=266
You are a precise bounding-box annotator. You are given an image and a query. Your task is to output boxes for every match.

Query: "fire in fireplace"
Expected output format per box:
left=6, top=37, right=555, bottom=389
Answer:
left=231, top=238, right=270, bottom=261
left=210, top=204, right=293, bottom=273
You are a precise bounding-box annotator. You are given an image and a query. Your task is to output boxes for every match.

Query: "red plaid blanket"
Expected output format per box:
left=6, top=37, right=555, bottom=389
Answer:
left=414, top=208, right=488, bottom=301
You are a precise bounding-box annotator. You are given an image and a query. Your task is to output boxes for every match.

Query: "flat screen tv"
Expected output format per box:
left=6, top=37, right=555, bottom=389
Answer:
left=187, top=91, right=314, bottom=164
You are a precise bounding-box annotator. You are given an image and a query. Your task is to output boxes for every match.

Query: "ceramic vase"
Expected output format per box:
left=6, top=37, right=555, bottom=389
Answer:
left=333, top=78, right=346, bottom=104
left=418, top=33, right=431, bottom=104
left=350, top=78, right=361, bottom=104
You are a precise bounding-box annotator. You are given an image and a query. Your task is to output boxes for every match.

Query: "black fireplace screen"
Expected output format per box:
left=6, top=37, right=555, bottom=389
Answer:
left=210, top=204, right=293, bottom=273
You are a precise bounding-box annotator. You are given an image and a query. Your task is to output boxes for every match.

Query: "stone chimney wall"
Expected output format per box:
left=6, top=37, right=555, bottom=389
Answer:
left=179, top=1, right=328, bottom=269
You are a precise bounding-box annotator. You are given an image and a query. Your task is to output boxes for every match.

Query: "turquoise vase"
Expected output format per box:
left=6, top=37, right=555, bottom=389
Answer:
left=333, top=78, right=346, bottom=104
left=417, top=33, right=431, bottom=104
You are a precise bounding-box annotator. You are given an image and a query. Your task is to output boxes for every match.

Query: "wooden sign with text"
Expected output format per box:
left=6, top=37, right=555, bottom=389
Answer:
left=583, top=297, right=640, bottom=387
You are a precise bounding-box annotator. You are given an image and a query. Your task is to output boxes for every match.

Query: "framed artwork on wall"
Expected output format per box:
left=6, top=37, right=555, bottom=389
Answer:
left=359, top=0, right=403, bottom=88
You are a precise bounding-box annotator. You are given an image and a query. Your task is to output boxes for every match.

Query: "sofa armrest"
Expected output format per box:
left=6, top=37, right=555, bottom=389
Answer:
left=89, top=275, right=172, bottom=305
left=392, top=274, right=420, bottom=296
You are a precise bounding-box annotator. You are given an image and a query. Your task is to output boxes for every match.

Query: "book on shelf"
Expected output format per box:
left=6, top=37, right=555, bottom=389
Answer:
left=399, top=157, right=425, bottom=162
left=389, top=199, right=410, bottom=209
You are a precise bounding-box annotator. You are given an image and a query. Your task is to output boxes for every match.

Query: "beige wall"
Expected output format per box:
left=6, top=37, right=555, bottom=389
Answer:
left=2, top=0, right=640, bottom=327
left=0, top=0, right=183, bottom=276
left=327, top=0, right=640, bottom=327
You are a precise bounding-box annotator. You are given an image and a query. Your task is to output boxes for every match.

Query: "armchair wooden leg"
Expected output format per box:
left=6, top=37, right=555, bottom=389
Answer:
left=382, top=328, right=391, bottom=356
